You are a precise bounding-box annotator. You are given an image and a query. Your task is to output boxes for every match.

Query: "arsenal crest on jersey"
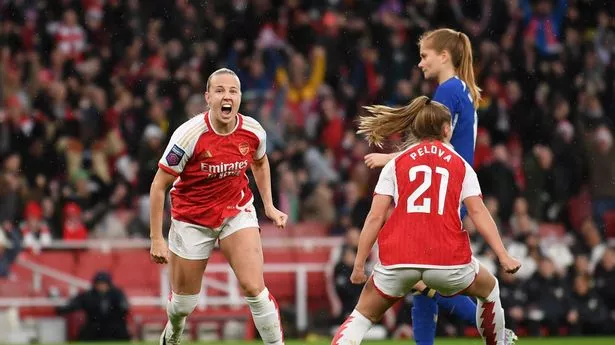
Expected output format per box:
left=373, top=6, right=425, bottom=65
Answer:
left=238, top=142, right=250, bottom=156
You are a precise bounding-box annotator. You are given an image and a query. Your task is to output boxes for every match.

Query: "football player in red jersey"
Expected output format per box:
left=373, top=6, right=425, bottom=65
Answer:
left=330, top=96, right=520, bottom=345
left=149, top=68, right=287, bottom=345
left=362, top=29, right=518, bottom=345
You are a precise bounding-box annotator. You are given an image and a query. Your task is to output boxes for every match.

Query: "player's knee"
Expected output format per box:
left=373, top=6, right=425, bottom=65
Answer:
left=240, top=281, right=265, bottom=297
left=355, top=306, right=382, bottom=324
left=169, top=293, right=199, bottom=317
left=477, top=279, right=498, bottom=301
left=485, top=277, right=499, bottom=301
left=467, top=269, right=497, bottom=300
left=361, top=312, right=381, bottom=324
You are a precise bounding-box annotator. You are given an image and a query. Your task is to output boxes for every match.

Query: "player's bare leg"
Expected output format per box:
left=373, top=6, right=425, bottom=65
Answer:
left=161, top=253, right=208, bottom=345
left=463, top=263, right=507, bottom=345
left=331, top=277, right=400, bottom=345
left=220, top=227, right=284, bottom=345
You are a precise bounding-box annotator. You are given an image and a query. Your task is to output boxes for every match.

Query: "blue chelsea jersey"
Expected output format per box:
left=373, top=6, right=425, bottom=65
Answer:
left=432, top=76, right=477, bottom=166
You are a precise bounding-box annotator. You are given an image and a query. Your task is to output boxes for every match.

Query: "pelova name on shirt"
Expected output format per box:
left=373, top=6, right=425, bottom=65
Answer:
left=409, top=145, right=452, bottom=163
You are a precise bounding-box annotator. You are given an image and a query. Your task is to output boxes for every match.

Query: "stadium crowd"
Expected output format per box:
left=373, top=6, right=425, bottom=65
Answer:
left=1, top=0, right=615, bottom=337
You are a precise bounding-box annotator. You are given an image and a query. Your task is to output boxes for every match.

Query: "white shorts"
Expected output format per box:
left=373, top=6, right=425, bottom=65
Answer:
left=168, top=205, right=259, bottom=260
left=372, top=257, right=480, bottom=298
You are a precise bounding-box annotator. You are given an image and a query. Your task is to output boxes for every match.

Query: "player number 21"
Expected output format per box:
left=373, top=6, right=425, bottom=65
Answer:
left=407, top=165, right=449, bottom=215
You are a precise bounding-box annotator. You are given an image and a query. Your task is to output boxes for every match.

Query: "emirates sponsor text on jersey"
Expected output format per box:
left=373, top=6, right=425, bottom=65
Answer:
left=200, top=160, right=249, bottom=179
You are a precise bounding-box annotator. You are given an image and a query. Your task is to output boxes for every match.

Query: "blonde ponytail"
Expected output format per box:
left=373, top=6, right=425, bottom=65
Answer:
left=358, top=103, right=419, bottom=148
left=457, top=33, right=481, bottom=108
left=358, top=96, right=451, bottom=148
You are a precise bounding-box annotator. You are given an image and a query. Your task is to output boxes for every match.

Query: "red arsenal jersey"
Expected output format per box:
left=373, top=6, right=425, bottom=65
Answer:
left=374, top=140, right=482, bottom=268
left=158, top=112, right=266, bottom=229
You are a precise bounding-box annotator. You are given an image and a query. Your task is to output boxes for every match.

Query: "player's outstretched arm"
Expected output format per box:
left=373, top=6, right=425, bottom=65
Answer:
left=351, top=194, right=392, bottom=284
left=364, top=152, right=398, bottom=169
left=149, top=168, right=176, bottom=264
left=251, top=154, right=288, bottom=229
left=464, top=196, right=521, bottom=274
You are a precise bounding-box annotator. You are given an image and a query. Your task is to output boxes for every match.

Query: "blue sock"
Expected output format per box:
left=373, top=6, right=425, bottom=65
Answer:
left=433, top=292, right=477, bottom=326
left=410, top=208, right=475, bottom=343
left=412, top=294, right=438, bottom=345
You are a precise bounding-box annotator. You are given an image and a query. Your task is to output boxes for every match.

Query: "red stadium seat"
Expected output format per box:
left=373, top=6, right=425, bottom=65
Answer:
left=263, top=248, right=297, bottom=263
left=294, top=247, right=332, bottom=263
left=202, top=250, right=233, bottom=298
left=112, top=250, right=161, bottom=295
left=24, top=251, right=76, bottom=274
left=261, top=248, right=295, bottom=303
left=289, top=221, right=329, bottom=237
left=207, top=250, right=227, bottom=264
left=307, top=271, right=327, bottom=299
left=20, top=251, right=79, bottom=296
left=0, top=279, right=33, bottom=297
left=262, top=247, right=331, bottom=306
left=263, top=271, right=295, bottom=304
left=260, top=222, right=290, bottom=238
left=568, top=187, right=592, bottom=231
left=538, top=223, right=566, bottom=238
left=603, top=210, right=615, bottom=239
left=74, top=250, right=113, bottom=281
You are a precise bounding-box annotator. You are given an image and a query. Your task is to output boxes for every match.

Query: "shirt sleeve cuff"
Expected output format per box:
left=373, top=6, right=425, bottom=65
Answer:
left=158, top=163, right=179, bottom=177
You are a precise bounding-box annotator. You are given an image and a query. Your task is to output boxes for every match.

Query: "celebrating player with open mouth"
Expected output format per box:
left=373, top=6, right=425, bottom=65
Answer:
left=149, top=68, right=287, bottom=345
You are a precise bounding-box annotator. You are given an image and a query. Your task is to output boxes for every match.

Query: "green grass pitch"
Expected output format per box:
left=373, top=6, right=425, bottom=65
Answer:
left=64, top=338, right=615, bottom=345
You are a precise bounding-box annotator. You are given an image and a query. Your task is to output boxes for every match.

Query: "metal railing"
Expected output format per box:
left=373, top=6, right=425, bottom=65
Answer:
left=0, top=239, right=342, bottom=333
left=32, top=237, right=342, bottom=251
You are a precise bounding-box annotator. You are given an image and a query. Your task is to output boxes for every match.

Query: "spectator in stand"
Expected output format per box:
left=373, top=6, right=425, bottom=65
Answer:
left=567, top=254, right=591, bottom=282
left=585, top=126, right=615, bottom=234
left=339, top=181, right=371, bottom=231
left=135, top=124, right=166, bottom=229
left=473, top=128, right=493, bottom=169
left=498, top=266, right=528, bottom=334
left=62, top=202, right=88, bottom=241
left=0, top=224, right=21, bottom=278
left=484, top=196, right=503, bottom=233
left=521, top=0, right=568, bottom=57
left=275, top=46, right=326, bottom=128
left=509, top=197, right=539, bottom=237
left=477, top=145, right=518, bottom=222
left=56, top=271, right=131, bottom=341
left=567, top=274, right=609, bottom=335
left=277, top=164, right=300, bottom=225
left=0, top=153, right=27, bottom=224
left=578, top=219, right=608, bottom=271
left=526, top=257, right=571, bottom=336
left=302, top=181, right=336, bottom=226
left=594, top=247, right=615, bottom=330
left=20, top=201, right=52, bottom=253
left=523, top=144, right=559, bottom=222
left=0, top=0, right=614, bottom=337
left=332, top=245, right=364, bottom=323
left=47, top=10, right=87, bottom=61
left=329, top=227, right=375, bottom=324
